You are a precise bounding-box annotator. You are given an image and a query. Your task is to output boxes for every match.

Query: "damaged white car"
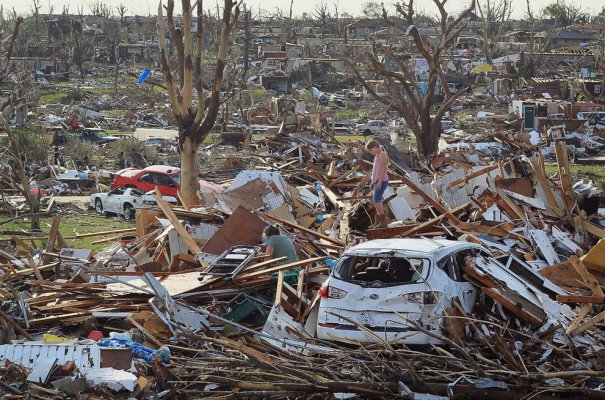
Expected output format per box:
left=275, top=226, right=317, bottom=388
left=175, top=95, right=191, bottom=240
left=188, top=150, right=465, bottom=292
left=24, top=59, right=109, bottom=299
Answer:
left=90, top=187, right=177, bottom=220
left=317, top=238, right=482, bottom=345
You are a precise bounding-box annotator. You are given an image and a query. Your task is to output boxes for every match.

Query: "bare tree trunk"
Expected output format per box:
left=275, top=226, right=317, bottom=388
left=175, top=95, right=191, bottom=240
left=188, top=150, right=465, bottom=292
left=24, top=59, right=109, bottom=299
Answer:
left=416, top=121, right=441, bottom=157
left=243, top=7, right=250, bottom=77
left=5, top=123, right=41, bottom=230
left=180, top=136, right=200, bottom=207
left=156, top=0, right=239, bottom=207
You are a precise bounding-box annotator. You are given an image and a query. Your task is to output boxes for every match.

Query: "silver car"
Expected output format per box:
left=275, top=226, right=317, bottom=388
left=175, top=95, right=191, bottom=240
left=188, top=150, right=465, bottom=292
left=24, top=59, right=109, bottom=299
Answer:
left=317, top=238, right=481, bottom=345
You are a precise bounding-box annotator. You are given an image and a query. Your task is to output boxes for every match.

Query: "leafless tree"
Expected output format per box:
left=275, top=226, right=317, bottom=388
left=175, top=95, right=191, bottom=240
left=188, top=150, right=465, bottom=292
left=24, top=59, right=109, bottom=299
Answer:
left=89, top=1, right=112, bottom=18
left=476, top=0, right=512, bottom=64
left=522, top=0, right=559, bottom=77
left=31, top=0, right=42, bottom=38
left=243, top=4, right=251, bottom=77
left=157, top=0, right=239, bottom=207
left=285, top=0, right=295, bottom=41
left=67, top=6, right=89, bottom=82
left=333, top=0, right=340, bottom=36
left=347, top=0, right=475, bottom=156
left=314, top=1, right=332, bottom=30
left=116, top=3, right=128, bottom=26
left=102, top=19, right=123, bottom=65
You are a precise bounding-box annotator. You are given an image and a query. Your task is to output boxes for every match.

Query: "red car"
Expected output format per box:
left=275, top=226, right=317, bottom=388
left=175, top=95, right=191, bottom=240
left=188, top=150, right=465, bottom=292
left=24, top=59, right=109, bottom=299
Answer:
left=111, top=165, right=222, bottom=197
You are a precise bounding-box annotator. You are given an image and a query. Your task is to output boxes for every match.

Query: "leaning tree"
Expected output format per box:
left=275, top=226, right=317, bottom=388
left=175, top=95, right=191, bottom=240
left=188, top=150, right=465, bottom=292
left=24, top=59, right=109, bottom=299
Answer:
left=157, top=0, right=239, bottom=206
left=0, top=17, right=42, bottom=230
left=347, top=0, right=475, bottom=157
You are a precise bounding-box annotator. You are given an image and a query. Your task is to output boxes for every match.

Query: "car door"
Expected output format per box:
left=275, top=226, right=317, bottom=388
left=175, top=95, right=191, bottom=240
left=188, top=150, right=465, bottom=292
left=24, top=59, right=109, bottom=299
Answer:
left=437, top=251, right=477, bottom=313
left=137, top=172, right=155, bottom=192
left=154, top=173, right=178, bottom=196
left=104, top=187, right=124, bottom=213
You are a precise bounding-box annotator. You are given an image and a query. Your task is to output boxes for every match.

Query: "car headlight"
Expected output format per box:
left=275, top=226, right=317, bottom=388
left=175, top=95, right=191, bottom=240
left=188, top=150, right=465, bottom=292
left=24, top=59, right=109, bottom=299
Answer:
left=401, top=292, right=440, bottom=304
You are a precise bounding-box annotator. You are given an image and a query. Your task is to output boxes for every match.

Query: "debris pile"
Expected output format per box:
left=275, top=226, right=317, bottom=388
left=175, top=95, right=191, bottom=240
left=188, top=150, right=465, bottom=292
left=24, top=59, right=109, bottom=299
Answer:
left=1, top=130, right=605, bottom=398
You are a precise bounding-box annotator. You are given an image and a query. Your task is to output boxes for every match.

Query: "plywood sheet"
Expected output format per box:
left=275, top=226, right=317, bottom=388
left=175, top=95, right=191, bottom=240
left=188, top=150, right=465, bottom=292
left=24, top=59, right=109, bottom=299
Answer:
left=201, top=206, right=267, bottom=255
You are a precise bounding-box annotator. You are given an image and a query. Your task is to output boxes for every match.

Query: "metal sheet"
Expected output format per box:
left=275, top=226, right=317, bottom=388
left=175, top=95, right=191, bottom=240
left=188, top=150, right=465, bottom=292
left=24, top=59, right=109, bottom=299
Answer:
left=529, top=229, right=561, bottom=266
left=0, top=343, right=101, bottom=369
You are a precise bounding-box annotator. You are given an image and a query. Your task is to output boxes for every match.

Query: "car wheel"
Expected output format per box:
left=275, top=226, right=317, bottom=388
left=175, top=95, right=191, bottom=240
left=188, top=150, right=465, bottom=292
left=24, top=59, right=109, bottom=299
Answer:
left=364, top=129, right=372, bottom=136
left=123, top=204, right=135, bottom=220
left=95, top=199, right=103, bottom=214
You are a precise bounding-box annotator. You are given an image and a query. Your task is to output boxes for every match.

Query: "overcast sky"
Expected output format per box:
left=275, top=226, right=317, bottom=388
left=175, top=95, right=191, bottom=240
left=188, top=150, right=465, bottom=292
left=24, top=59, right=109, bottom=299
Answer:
left=2, top=0, right=602, bottom=19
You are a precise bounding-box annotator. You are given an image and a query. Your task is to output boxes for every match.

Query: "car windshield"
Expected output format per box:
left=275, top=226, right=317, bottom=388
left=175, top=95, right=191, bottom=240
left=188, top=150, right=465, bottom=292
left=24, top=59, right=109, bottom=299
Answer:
left=334, top=256, right=428, bottom=287
left=171, top=173, right=180, bottom=185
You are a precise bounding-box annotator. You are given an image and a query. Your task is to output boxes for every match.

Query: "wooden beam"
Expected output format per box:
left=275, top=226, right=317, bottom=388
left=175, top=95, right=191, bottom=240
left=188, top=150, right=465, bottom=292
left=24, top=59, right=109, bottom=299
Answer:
left=154, top=188, right=202, bottom=255
left=234, top=256, right=326, bottom=281
left=565, top=303, right=592, bottom=335
left=26, top=254, right=43, bottom=281
left=447, top=164, right=500, bottom=187
left=555, top=140, right=575, bottom=213
left=64, top=228, right=137, bottom=240
left=0, top=309, right=34, bottom=340
left=259, top=212, right=344, bottom=246
left=43, top=215, right=61, bottom=263
left=531, top=154, right=563, bottom=216
left=570, top=310, right=605, bottom=336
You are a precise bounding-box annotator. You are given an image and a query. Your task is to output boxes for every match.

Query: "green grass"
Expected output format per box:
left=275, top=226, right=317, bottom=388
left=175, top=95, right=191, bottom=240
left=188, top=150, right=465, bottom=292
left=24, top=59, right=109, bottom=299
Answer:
left=38, top=91, right=68, bottom=104
left=1, top=214, right=134, bottom=251
left=545, top=164, right=605, bottom=190
left=335, top=134, right=367, bottom=142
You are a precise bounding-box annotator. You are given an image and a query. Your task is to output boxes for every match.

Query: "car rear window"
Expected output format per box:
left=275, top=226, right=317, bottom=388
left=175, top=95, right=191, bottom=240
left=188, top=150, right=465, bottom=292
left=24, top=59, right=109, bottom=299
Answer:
left=334, top=256, right=427, bottom=287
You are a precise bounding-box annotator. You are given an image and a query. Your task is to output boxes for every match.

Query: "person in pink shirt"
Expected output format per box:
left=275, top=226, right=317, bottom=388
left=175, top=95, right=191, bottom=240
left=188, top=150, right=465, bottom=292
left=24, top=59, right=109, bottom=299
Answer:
left=367, top=140, right=389, bottom=228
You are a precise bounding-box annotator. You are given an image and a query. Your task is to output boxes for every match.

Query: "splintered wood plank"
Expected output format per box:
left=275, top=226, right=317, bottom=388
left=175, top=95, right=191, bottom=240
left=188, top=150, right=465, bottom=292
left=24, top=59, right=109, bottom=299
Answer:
left=274, top=271, right=285, bottom=306
left=43, top=215, right=62, bottom=263
left=235, top=256, right=326, bottom=281
left=483, top=287, right=544, bottom=327
left=154, top=188, right=202, bottom=255
left=260, top=212, right=344, bottom=246
left=532, top=154, right=563, bottom=216
left=565, top=304, right=592, bottom=335
left=26, top=255, right=43, bottom=281
left=569, top=256, right=604, bottom=298
left=555, top=140, right=575, bottom=213
left=570, top=310, right=605, bottom=337
left=447, top=163, right=500, bottom=187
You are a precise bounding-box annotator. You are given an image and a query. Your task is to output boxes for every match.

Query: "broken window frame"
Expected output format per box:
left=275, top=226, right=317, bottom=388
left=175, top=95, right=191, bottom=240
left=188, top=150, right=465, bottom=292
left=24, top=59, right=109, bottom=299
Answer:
left=333, top=255, right=429, bottom=288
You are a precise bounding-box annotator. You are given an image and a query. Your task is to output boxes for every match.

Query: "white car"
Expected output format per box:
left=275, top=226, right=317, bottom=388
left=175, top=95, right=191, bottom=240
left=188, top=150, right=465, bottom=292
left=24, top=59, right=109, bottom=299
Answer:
left=90, top=187, right=177, bottom=220
left=355, top=120, right=391, bottom=136
left=316, top=238, right=481, bottom=345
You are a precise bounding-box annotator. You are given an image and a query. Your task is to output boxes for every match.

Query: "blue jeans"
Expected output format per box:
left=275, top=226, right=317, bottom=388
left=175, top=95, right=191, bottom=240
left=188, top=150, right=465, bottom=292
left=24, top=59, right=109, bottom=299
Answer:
left=373, top=180, right=389, bottom=203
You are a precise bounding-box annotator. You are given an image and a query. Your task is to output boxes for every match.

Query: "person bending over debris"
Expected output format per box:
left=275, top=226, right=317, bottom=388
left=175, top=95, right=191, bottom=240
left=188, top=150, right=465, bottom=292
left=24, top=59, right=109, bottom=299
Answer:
left=367, top=140, right=389, bottom=228
left=263, top=224, right=298, bottom=266
left=263, top=224, right=299, bottom=285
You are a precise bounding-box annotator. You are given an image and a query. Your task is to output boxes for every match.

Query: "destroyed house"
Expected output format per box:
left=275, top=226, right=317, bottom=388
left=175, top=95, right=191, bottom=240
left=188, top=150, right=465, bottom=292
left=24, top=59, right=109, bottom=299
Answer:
left=8, top=57, right=63, bottom=75
left=542, top=49, right=596, bottom=68
left=261, top=51, right=289, bottom=71
left=118, top=44, right=160, bottom=63
left=548, top=29, right=597, bottom=48
left=261, top=75, right=290, bottom=93
left=347, top=19, right=390, bottom=38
